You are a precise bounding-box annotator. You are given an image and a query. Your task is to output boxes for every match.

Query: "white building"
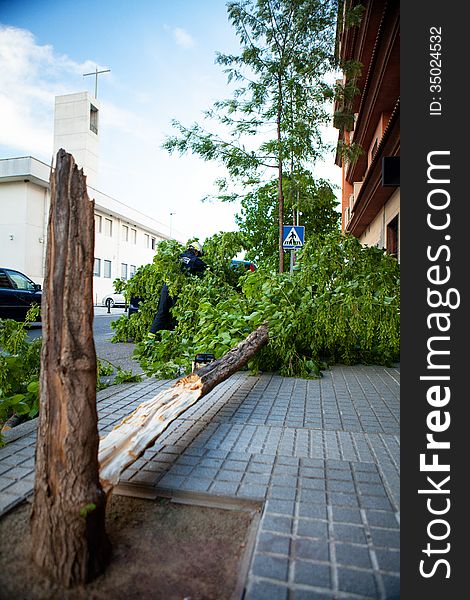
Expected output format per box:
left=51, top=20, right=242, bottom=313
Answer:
left=0, top=92, right=170, bottom=305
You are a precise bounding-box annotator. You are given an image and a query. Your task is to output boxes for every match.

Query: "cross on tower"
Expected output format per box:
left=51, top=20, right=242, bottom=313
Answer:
left=83, top=66, right=110, bottom=98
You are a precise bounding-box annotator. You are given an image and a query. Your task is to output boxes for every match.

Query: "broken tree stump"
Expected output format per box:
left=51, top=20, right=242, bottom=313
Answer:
left=99, top=323, right=269, bottom=493
left=30, top=149, right=111, bottom=587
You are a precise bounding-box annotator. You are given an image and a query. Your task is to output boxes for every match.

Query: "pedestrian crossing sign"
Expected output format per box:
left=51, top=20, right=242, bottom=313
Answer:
left=282, top=225, right=305, bottom=249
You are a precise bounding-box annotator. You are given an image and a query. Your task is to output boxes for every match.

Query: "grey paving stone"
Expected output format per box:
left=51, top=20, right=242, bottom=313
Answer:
left=248, top=462, right=274, bottom=474
left=331, top=506, right=363, bottom=525
left=199, top=457, right=224, bottom=468
left=293, top=538, right=329, bottom=562
left=262, top=515, right=293, bottom=535
left=266, top=499, right=296, bottom=517
left=243, top=472, right=270, bottom=485
left=224, top=459, right=249, bottom=471
left=298, top=503, right=328, bottom=520
left=359, top=495, right=393, bottom=510
left=296, top=519, right=328, bottom=539
left=157, top=473, right=185, bottom=488
left=217, top=469, right=244, bottom=482
left=210, top=481, right=239, bottom=495
left=333, top=523, right=367, bottom=544
left=374, top=548, right=400, bottom=573
left=325, top=469, right=353, bottom=482
left=167, top=464, right=193, bottom=476
left=272, top=464, right=299, bottom=476
left=382, top=573, right=400, bottom=598
left=297, top=490, right=326, bottom=505
left=300, top=458, right=325, bottom=469
left=299, top=477, right=326, bottom=491
left=239, top=484, right=267, bottom=499
left=294, top=560, right=331, bottom=588
left=327, top=479, right=356, bottom=494
left=257, top=532, right=292, bottom=556
left=0, top=479, right=32, bottom=496
left=292, top=590, right=334, bottom=600
left=130, top=470, right=159, bottom=485
left=245, top=581, right=288, bottom=600
left=357, top=482, right=388, bottom=497
left=335, top=543, right=372, bottom=569
left=190, top=466, right=219, bottom=479
left=328, top=492, right=359, bottom=507
left=369, top=527, right=400, bottom=550
left=183, top=446, right=206, bottom=457
left=364, top=509, right=399, bottom=529
left=252, top=554, right=289, bottom=581
left=269, top=486, right=297, bottom=501
left=337, top=567, right=378, bottom=596
left=0, top=493, right=20, bottom=515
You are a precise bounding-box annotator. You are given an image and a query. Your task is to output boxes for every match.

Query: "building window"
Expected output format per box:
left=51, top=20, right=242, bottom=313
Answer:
left=387, top=215, right=399, bottom=258
left=130, top=265, right=136, bottom=278
left=104, top=260, right=112, bottom=278
left=131, top=228, right=137, bottom=244
left=93, top=258, right=101, bottom=277
left=122, top=224, right=129, bottom=242
left=90, top=104, right=98, bottom=134
left=104, top=218, right=113, bottom=236
left=151, top=237, right=156, bottom=250
left=145, top=234, right=149, bottom=248
left=121, top=263, right=128, bottom=280
left=94, top=214, right=102, bottom=234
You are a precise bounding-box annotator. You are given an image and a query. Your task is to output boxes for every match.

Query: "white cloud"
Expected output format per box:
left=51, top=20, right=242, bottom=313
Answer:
left=0, top=24, right=152, bottom=158
left=173, top=27, right=195, bottom=49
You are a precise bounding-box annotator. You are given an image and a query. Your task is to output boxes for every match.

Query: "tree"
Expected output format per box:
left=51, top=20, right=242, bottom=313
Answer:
left=237, top=171, right=340, bottom=267
left=164, top=0, right=338, bottom=272
left=30, top=150, right=111, bottom=586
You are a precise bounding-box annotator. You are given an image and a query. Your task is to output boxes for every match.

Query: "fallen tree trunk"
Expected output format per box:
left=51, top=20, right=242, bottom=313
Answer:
left=99, top=323, right=269, bottom=493
left=30, top=150, right=111, bottom=587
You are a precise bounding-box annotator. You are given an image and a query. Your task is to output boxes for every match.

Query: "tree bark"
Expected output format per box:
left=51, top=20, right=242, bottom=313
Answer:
left=99, top=323, right=269, bottom=493
left=179, top=323, right=269, bottom=397
left=30, top=149, right=111, bottom=587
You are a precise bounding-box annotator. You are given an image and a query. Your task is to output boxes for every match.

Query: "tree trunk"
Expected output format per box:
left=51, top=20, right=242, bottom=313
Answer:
left=180, top=323, right=269, bottom=397
left=99, top=323, right=269, bottom=493
left=277, top=75, right=285, bottom=274
left=30, top=149, right=111, bottom=587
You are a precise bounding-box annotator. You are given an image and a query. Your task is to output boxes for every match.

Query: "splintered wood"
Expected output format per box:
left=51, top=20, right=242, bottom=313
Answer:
left=98, top=323, right=269, bottom=493
left=99, top=383, right=202, bottom=493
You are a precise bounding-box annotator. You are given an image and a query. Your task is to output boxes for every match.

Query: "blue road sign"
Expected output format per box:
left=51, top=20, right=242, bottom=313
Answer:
left=282, top=225, right=305, bottom=249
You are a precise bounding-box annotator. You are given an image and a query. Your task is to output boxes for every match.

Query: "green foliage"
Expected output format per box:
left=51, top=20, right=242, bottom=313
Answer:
left=0, top=309, right=142, bottom=441
left=163, top=0, right=339, bottom=270
left=121, top=232, right=399, bottom=380
left=237, top=172, right=340, bottom=268
left=0, top=308, right=42, bottom=435
left=79, top=503, right=97, bottom=518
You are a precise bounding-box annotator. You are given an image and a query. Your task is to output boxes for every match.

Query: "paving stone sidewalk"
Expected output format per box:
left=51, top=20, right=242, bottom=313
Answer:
left=0, top=364, right=400, bottom=599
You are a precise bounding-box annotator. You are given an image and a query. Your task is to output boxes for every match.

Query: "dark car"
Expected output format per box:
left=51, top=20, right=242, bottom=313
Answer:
left=0, top=268, right=42, bottom=321
left=230, top=259, right=256, bottom=272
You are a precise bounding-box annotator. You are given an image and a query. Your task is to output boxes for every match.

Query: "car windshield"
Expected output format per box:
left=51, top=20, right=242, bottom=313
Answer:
left=7, top=270, right=36, bottom=291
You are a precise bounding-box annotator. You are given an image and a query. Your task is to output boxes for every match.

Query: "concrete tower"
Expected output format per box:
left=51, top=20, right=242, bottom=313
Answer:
left=53, top=92, right=100, bottom=188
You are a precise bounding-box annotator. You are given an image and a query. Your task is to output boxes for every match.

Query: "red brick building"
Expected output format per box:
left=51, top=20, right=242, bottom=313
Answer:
left=335, top=0, right=400, bottom=259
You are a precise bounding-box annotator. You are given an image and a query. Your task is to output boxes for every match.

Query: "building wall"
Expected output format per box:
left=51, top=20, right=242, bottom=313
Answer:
left=0, top=180, right=48, bottom=281
left=0, top=158, right=169, bottom=304
left=359, top=188, right=400, bottom=260
left=54, top=92, right=100, bottom=188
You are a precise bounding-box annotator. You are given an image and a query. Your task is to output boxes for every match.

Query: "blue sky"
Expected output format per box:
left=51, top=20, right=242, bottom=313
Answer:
left=0, top=0, right=341, bottom=243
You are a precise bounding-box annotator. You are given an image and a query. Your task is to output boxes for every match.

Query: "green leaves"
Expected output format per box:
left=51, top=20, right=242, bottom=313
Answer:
left=126, top=230, right=399, bottom=379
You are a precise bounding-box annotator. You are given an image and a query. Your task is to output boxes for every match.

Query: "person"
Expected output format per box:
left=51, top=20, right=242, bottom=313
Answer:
left=147, top=241, right=207, bottom=339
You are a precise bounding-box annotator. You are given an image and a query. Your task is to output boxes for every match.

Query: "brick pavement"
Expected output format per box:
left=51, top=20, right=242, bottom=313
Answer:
left=0, top=365, right=400, bottom=599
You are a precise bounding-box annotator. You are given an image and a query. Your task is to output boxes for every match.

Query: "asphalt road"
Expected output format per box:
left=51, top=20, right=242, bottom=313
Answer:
left=26, top=307, right=144, bottom=375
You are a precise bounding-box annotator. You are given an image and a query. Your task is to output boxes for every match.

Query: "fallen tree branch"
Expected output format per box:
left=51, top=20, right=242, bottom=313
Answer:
left=99, top=323, right=269, bottom=493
